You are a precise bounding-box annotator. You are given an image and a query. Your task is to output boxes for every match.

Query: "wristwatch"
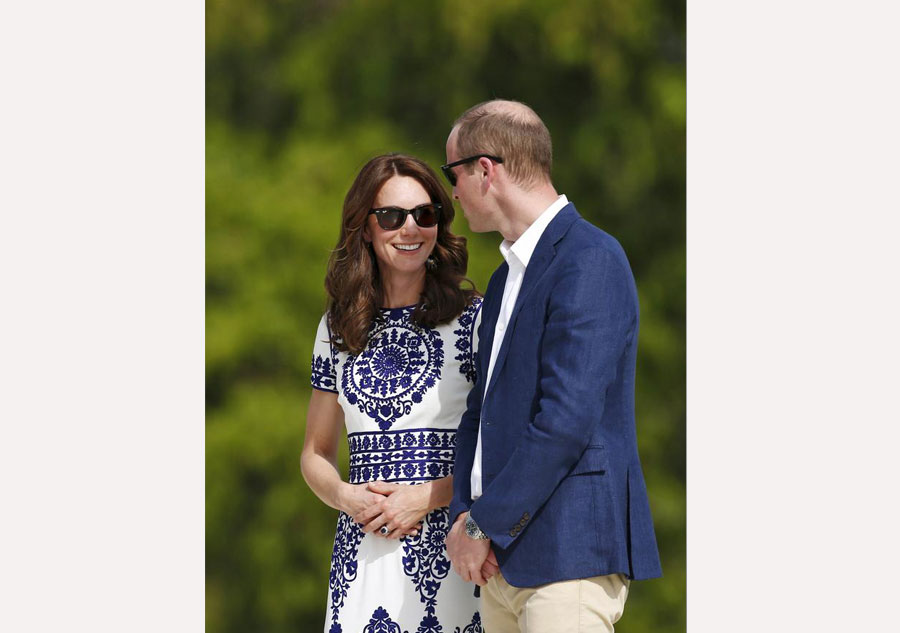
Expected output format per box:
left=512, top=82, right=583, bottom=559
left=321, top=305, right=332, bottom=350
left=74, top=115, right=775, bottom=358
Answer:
left=464, top=513, right=489, bottom=540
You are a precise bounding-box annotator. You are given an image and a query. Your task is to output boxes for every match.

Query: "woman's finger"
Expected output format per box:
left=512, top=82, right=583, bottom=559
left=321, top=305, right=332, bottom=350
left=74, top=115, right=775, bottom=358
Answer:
left=355, top=509, right=375, bottom=525
left=363, top=512, right=401, bottom=534
left=353, top=505, right=377, bottom=525
left=362, top=514, right=389, bottom=534
left=367, top=481, right=398, bottom=495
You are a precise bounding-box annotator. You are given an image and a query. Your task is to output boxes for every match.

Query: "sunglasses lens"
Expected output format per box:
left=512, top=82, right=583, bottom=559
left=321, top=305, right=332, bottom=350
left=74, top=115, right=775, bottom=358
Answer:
left=415, top=205, right=439, bottom=228
left=442, top=166, right=456, bottom=187
left=377, top=209, right=404, bottom=230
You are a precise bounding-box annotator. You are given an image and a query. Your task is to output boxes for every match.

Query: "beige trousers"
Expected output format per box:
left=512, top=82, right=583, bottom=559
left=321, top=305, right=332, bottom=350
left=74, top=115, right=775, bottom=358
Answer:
left=481, top=571, right=630, bottom=633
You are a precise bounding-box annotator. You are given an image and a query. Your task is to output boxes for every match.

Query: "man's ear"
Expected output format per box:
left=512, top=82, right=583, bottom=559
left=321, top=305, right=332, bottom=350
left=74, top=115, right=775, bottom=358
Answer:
left=478, top=156, right=492, bottom=177
left=479, top=156, right=496, bottom=188
left=478, top=157, right=494, bottom=195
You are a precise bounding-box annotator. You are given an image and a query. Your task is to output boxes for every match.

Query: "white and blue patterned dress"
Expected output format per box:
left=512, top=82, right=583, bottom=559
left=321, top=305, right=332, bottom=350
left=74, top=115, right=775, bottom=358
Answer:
left=310, top=298, right=484, bottom=633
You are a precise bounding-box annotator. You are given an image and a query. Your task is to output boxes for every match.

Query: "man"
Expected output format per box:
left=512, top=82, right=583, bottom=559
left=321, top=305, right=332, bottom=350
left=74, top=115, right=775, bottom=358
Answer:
left=442, top=100, right=662, bottom=632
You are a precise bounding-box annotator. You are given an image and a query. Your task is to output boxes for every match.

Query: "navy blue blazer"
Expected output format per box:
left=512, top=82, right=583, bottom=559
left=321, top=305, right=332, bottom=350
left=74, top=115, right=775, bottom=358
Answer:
left=449, top=203, right=662, bottom=586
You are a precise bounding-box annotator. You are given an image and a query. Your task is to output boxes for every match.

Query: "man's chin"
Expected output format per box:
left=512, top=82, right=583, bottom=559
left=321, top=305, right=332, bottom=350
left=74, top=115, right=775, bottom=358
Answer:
left=462, top=213, right=488, bottom=233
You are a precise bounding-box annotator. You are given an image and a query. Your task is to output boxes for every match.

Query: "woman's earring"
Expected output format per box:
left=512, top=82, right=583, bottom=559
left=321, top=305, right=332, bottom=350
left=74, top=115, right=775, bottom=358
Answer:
left=425, top=255, right=437, bottom=271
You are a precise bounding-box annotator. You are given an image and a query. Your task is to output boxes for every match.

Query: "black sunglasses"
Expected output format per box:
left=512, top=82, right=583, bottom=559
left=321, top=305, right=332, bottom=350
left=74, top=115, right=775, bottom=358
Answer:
left=368, top=202, right=442, bottom=231
left=440, top=154, right=504, bottom=186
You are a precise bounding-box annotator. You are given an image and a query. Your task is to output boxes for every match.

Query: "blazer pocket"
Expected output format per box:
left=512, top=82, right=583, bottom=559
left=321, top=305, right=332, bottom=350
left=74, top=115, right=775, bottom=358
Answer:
left=567, top=445, right=608, bottom=476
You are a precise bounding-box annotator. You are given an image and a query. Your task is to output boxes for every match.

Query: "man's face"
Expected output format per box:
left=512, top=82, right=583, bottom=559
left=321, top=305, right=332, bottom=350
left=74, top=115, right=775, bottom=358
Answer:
left=445, top=128, right=493, bottom=233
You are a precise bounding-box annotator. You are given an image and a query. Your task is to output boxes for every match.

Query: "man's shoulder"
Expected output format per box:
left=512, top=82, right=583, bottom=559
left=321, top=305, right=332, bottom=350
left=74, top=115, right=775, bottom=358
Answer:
left=548, top=216, right=638, bottom=312
left=557, top=216, right=631, bottom=271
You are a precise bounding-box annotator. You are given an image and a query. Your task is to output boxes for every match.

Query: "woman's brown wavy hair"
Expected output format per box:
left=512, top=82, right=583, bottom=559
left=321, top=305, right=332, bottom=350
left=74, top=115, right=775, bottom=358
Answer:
left=325, top=153, right=478, bottom=354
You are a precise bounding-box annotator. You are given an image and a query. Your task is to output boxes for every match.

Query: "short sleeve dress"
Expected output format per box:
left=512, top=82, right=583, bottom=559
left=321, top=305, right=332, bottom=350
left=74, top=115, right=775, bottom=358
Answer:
left=310, top=297, right=484, bottom=633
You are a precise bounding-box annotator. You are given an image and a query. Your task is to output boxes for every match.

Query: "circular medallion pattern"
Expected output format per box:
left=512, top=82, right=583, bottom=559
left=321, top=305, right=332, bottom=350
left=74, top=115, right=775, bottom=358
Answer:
left=343, top=307, right=444, bottom=430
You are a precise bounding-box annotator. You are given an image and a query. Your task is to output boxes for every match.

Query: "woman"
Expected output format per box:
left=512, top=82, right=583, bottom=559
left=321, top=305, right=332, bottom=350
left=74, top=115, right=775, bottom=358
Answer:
left=301, top=154, right=484, bottom=633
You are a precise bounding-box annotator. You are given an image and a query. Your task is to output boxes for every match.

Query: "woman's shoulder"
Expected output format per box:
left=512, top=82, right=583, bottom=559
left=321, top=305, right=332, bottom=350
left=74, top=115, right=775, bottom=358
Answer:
left=452, top=294, right=483, bottom=330
left=466, top=293, right=484, bottom=314
left=314, top=311, right=331, bottom=336
left=314, top=312, right=343, bottom=350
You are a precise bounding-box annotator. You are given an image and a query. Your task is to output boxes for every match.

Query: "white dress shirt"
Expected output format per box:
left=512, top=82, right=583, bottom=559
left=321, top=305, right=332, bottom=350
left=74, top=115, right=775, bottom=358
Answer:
left=470, top=194, right=569, bottom=499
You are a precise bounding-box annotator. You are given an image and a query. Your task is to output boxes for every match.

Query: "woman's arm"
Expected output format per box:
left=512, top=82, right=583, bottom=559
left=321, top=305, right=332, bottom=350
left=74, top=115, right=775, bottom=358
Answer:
left=300, top=389, right=384, bottom=517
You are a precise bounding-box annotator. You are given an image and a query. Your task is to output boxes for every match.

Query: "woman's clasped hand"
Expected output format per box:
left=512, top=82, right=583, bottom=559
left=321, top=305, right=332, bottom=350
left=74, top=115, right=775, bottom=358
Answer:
left=350, top=481, right=429, bottom=539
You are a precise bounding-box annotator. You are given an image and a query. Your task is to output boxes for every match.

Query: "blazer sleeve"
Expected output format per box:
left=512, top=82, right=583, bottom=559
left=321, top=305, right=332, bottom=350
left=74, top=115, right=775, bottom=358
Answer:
left=449, top=299, right=486, bottom=524
left=469, top=247, right=638, bottom=548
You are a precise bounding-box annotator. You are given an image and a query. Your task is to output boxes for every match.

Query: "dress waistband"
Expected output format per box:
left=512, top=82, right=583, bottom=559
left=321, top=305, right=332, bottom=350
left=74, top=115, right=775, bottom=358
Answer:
left=347, top=428, right=456, bottom=484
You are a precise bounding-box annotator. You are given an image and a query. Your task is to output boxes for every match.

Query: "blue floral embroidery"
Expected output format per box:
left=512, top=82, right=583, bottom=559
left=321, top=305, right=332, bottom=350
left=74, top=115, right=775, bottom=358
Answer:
left=329, top=512, right=365, bottom=628
left=342, top=308, right=444, bottom=430
left=402, top=508, right=453, bottom=633
left=414, top=614, right=442, bottom=633
left=362, top=606, right=407, bottom=633
left=453, top=298, right=482, bottom=384
left=348, top=429, right=456, bottom=484
left=453, top=613, right=483, bottom=633
left=312, top=353, right=338, bottom=392
left=317, top=307, right=479, bottom=633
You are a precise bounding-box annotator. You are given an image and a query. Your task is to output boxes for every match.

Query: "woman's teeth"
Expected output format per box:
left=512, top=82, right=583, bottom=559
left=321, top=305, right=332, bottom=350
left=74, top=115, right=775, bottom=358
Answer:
left=393, top=243, right=422, bottom=251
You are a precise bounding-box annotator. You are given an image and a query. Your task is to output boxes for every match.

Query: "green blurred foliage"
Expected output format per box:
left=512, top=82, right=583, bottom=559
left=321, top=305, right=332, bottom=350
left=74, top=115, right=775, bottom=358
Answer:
left=207, top=1, right=684, bottom=631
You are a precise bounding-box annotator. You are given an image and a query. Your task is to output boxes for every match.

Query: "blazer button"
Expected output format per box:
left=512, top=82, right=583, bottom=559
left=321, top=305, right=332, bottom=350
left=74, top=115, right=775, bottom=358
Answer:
left=523, top=512, right=530, bottom=520
left=509, top=529, right=517, bottom=537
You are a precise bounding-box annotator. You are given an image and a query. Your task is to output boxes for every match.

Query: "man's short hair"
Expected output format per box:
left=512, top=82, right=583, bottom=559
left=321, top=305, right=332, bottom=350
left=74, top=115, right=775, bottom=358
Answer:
left=453, top=100, right=552, bottom=189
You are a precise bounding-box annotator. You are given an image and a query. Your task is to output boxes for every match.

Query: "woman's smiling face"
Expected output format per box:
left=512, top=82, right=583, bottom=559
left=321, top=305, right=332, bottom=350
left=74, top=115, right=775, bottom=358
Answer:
left=364, top=175, right=438, bottom=279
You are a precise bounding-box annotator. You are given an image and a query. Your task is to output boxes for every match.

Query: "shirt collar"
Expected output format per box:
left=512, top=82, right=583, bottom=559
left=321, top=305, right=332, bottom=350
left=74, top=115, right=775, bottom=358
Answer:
left=499, top=194, right=568, bottom=269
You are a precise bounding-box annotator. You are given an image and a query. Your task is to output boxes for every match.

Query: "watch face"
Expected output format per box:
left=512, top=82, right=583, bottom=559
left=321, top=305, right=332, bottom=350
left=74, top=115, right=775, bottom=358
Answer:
left=465, top=516, right=486, bottom=539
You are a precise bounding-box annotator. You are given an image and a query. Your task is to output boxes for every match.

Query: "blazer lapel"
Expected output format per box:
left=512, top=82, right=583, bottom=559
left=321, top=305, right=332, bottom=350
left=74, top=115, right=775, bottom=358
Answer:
left=484, top=204, right=581, bottom=397
left=477, top=262, right=508, bottom=389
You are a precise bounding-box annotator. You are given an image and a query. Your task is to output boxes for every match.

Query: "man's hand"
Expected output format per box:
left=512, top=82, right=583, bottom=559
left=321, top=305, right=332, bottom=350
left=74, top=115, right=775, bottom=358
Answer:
left=445, top=512, right=492, bottom=586
left=480, top=548, right=499, bottom=581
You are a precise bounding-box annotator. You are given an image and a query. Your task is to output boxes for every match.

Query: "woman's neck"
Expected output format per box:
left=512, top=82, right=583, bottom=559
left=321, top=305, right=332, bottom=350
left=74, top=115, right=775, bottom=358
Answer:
left=379, top=267, right=426, bottom=308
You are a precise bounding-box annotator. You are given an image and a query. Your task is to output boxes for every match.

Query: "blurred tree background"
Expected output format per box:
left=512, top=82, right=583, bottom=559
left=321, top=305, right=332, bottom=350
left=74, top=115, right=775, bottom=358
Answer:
left=206, top=1, right=684, bottom=631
